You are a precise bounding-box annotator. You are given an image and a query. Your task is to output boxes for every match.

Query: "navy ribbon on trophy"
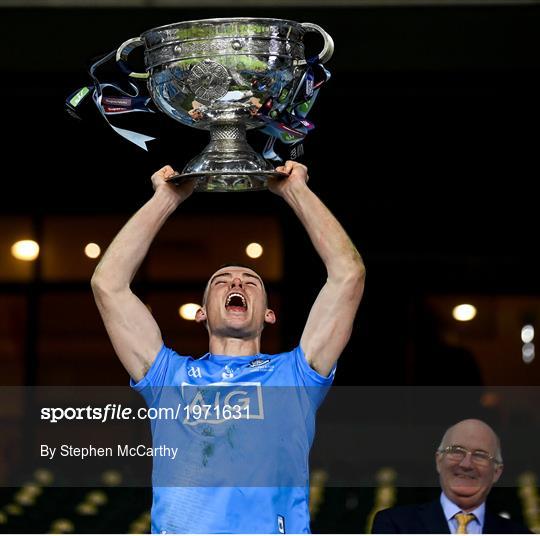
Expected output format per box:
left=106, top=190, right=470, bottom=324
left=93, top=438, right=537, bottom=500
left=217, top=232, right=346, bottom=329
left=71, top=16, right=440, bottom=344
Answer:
left=66, top=50, right=156, bottom=150
left=258, top=57, right=331, bottom=162
left=66, top=51, right=330, bottom=160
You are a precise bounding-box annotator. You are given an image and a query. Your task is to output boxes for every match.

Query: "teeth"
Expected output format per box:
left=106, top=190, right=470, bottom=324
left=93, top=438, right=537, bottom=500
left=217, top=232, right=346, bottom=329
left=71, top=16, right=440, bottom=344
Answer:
left=226, top=293, right=246, bottom=307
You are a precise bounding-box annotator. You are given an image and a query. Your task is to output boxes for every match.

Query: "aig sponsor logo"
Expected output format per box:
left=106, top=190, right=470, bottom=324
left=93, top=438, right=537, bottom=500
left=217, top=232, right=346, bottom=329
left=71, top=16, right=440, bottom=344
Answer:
left=180, top=382, right=264, bottom=426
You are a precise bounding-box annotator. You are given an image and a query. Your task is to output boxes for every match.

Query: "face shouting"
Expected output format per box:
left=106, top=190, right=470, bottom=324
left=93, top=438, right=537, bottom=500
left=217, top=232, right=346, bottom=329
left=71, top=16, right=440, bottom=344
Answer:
left=435, top=419, right=503, bottom=512
left=196, top=266, right=275, bottom=339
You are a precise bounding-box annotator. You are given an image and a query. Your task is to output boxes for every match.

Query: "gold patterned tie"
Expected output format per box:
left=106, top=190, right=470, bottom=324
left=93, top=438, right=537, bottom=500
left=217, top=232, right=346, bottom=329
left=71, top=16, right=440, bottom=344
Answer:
left=455, top=513, right=475, bottom=534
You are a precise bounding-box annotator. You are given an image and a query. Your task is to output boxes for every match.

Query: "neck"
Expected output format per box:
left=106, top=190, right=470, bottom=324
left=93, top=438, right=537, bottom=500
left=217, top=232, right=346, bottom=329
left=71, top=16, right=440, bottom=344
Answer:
left=446, top=493, right=483, bottom=513
left=458, top=505, right=480, bottom=514
left=208, top=335, right=260, bottom=357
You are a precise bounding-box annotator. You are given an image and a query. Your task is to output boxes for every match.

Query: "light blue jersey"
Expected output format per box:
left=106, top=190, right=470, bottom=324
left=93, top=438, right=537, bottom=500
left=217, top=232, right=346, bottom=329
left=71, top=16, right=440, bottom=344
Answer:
left=131, top=344, right=334, bottom=534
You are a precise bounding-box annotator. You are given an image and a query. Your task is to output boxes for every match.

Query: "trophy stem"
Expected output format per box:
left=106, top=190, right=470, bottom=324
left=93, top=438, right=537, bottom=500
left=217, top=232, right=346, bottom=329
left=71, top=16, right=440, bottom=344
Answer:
left=196, top=122, right=272, bottom=170
left=209, top=124, right=247, bottom=144
left=173, top=121, right=286, bottom=192
left=203, top=124, right=255, bottom=155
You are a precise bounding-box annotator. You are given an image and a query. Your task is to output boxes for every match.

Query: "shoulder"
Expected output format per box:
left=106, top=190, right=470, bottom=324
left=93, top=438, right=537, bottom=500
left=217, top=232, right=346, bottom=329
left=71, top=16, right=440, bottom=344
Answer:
left=264, top=347, right=297, bottom=359
left=376, top=502, right=428, bottom=519
left=272, top=345, right=335, bottom=386
left=372, top=501, right=442, bottom=534
left=159, top=345, right=194, bottom=367
left=485, top=511, right=533, bottom=534
left=373, top=503, right=423, bottom=526
left=131, top=344, right=194, bottom=389
left=256, top=346, right=299, bottom=371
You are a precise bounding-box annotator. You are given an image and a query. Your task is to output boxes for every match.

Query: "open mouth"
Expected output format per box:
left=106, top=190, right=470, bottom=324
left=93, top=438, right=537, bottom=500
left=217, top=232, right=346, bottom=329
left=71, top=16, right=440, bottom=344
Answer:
left=225, top=292, right=248, bottom=313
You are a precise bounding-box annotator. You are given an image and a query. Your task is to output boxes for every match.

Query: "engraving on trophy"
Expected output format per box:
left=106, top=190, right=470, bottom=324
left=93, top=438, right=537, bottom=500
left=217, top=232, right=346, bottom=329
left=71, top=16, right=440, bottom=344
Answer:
left=187, top=60, right=230, bottom=103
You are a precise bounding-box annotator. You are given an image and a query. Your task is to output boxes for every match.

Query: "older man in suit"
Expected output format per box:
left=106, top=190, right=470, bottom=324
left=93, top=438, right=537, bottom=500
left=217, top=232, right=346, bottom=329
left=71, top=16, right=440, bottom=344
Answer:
left=372, top=419, right=531, bottom=534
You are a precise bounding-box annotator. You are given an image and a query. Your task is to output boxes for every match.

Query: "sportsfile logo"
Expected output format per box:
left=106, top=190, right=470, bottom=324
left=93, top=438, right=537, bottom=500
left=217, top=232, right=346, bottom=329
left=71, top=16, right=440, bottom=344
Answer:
left=180, top=382, right=264, bottom=426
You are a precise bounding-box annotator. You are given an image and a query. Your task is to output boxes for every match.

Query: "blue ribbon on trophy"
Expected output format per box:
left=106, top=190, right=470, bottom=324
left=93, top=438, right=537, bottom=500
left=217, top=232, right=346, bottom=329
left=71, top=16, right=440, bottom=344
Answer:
left=258, top=58, right=331, bottom=162
left=66, top=52, right=329, bottom=159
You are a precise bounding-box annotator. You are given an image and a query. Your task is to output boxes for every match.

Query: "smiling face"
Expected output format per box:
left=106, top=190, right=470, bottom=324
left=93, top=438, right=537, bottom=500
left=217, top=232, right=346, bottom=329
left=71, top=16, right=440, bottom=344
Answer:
left=436, top=419, right=503, bottom=512
left=196, top=266, right=275, bottom=340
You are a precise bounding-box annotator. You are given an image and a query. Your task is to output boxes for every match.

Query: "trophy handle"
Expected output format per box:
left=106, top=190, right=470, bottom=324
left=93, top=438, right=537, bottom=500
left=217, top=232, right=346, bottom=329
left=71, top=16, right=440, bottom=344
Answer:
left=116, top=37, right=149, bottom=79
left=300, top=23, right=334, bottom=64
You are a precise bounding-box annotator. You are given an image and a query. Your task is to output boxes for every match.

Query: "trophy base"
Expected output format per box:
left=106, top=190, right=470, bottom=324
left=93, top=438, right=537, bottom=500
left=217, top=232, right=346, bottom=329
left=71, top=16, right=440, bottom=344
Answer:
left=166, top=170, right=288, bottom=192
left=168, top=123, right=289, bottom=191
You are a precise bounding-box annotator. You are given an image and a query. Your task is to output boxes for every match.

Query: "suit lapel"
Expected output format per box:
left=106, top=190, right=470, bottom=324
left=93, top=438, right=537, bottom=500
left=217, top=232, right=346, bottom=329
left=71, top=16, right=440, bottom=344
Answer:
left=419, top=501, right=451, bottom=534
left=483, top=511, right=502, bottom=534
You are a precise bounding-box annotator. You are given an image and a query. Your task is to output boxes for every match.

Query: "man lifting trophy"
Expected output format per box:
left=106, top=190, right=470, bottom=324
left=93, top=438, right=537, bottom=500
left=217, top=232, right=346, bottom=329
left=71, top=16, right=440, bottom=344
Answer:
left=89, top=15, right=367, bottom=535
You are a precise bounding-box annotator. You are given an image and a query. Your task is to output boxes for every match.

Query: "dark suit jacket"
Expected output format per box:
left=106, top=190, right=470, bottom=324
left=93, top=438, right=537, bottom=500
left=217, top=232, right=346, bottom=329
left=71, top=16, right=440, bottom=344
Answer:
left=372, top=500, right=532, bottom=534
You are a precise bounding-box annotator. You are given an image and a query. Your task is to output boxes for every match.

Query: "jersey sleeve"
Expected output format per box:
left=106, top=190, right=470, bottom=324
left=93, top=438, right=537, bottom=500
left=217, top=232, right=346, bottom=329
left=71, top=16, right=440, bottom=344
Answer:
left=129, top=344, right=178, bottom=406
left=290, top=345, right=336, bottom=409
left=292, top=344, right=336, bottom=386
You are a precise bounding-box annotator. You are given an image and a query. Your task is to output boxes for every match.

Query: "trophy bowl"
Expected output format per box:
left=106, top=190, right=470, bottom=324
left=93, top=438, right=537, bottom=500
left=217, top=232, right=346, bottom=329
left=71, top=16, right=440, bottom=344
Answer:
left=117, top=17, right=333, bottom=191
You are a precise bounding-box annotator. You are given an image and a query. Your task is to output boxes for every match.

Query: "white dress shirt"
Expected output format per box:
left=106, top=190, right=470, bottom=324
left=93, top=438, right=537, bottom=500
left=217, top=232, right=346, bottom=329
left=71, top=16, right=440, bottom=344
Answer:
left=440, top=492, right=486, bottom=534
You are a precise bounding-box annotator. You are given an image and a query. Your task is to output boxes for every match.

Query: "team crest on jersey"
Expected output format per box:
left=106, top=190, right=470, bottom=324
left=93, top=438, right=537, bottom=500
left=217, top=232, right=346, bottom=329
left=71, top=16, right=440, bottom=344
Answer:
left=221, top=365, right=235, bottom=380
left=247, top=358, right=274, bottom=372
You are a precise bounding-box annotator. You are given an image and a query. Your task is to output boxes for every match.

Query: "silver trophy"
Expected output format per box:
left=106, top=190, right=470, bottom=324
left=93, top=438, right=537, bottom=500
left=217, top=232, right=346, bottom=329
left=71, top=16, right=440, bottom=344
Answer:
left=116, top=17, right=333, bottom=191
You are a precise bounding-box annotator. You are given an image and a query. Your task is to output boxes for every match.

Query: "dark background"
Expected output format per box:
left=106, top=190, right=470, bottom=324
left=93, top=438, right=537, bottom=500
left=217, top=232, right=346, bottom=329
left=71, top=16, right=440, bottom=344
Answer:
left=3, top=5, right=539, bottom=385
left=1, top=4, right=539, bottom=533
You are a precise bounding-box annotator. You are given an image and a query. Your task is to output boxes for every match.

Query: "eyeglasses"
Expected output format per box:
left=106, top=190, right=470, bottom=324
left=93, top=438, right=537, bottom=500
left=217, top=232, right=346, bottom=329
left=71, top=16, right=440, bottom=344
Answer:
left=438, top=445, right=502, bottom=466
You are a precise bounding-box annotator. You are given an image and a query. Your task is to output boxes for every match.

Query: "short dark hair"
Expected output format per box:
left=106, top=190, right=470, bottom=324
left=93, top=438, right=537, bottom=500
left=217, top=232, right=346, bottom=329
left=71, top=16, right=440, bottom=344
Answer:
left=213, top=262, right=259, bottom=274
left=202, top=263, right=267, bottom=306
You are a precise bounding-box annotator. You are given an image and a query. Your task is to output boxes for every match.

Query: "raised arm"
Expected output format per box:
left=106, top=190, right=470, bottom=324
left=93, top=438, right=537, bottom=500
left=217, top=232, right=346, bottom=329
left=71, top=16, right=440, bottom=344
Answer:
left=91, top=166, right=194, bottom=382
left=269, top=161, right=365, bottom=376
